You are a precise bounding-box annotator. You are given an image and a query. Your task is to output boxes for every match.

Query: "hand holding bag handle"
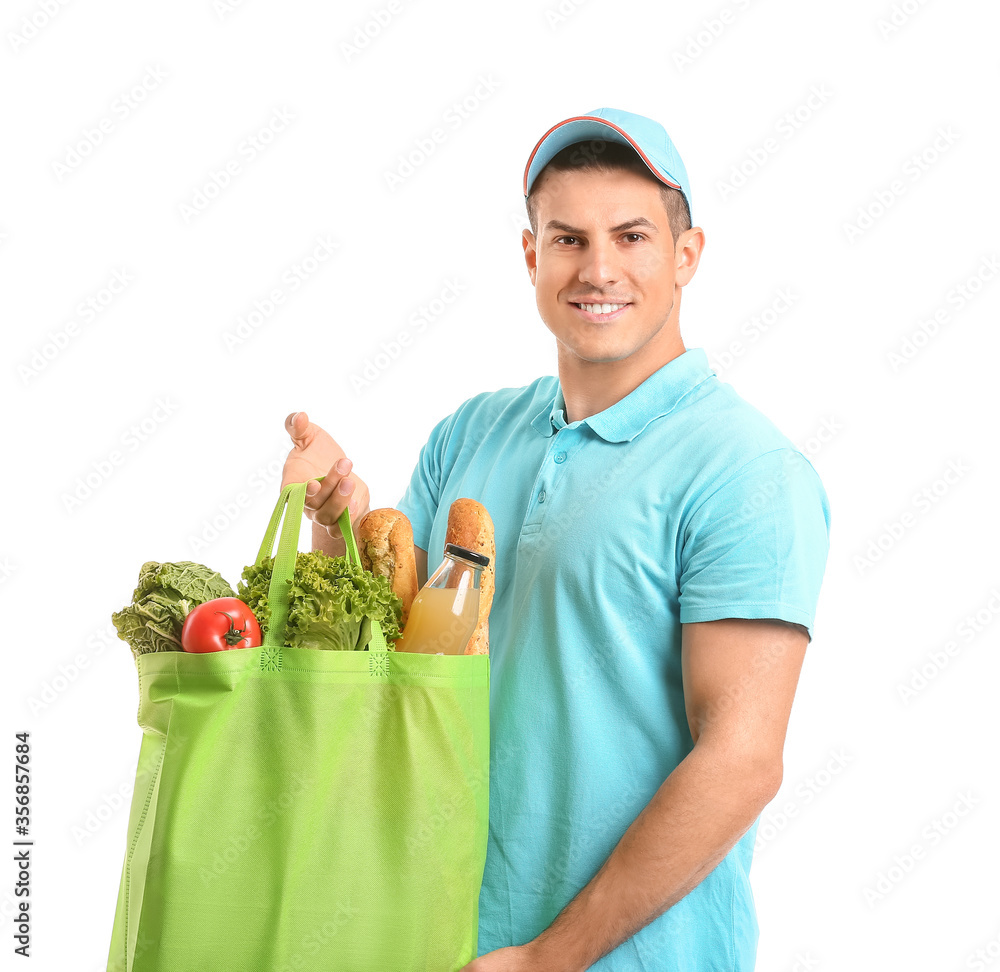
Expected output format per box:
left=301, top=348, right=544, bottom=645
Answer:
left=253, top=478, right=389, bottom=671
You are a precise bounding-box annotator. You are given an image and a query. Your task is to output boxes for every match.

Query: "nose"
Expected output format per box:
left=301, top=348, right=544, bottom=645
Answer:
left=577, top=237, right=621, bottom=289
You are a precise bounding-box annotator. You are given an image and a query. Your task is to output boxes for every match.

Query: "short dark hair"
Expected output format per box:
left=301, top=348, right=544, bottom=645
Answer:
left=525, top=140, right=692, bottom=246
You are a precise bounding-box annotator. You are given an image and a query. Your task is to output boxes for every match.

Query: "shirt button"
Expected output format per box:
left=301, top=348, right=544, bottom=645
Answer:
left=554, top=452, right=566, bottom=463
left=538, top=490, right=546, bottom=502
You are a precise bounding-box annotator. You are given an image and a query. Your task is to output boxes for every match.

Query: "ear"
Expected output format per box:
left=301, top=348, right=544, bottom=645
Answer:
left=522, top=229, right=537, bottom=286
left=675, top=227, right=705, bottom=287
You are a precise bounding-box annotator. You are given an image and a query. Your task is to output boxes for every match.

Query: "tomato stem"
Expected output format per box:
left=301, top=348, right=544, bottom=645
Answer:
left=217, top=611, right=249, bottom=646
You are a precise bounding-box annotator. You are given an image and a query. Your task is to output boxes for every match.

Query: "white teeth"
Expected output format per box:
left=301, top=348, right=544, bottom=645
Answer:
left=579, top=302, right=626, bottom=314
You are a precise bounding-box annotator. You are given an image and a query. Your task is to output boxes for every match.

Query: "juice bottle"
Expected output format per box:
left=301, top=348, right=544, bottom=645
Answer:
left=394, top=544, right=490, bottom=655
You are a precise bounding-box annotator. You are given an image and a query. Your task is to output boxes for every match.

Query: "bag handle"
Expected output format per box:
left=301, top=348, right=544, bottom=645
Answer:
left=254, top=477, right=389, bottom=670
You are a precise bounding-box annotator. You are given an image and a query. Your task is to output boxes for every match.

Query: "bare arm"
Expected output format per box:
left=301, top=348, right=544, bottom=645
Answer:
left=467, top=618, right=808, bottom=972
left=312, top=511, right=370, bottom=559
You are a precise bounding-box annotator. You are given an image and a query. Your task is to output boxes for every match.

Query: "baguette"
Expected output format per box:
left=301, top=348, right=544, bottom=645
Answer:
left=445, top=498, right=495, bottom=656
left=357, top=508, right=419, bottom=628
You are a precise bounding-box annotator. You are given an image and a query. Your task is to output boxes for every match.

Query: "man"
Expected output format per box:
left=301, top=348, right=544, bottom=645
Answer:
left=283, top=107, right=831, bottom=971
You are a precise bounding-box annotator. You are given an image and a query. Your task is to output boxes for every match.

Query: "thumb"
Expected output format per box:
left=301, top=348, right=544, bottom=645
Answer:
left=286, top=411, right=309, bottom=441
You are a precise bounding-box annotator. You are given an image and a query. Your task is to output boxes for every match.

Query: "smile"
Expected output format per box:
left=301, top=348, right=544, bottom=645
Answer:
left=571, top=302, right=631, bottom=322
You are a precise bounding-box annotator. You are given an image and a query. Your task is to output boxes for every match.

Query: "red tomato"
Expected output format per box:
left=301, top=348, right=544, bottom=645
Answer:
left=181, top=598, right=262, bottom=653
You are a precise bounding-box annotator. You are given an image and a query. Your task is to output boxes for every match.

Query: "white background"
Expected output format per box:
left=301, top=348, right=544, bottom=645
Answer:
left=3, top=0, right=999, bottom=969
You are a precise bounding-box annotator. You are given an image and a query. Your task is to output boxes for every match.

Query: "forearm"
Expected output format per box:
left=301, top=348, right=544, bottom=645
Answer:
left=530, top=745, right=779, bottom=972
left=311, top=503, right=370, bottom=558
left=312, top=520, right=345, bottom=558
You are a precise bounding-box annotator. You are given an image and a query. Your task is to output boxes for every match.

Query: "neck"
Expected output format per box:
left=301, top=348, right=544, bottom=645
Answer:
left=558, top=329, right=687, bottom=425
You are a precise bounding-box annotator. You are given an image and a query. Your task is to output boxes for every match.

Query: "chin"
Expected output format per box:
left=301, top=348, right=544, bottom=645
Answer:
left=562, top=337, right=635, bottom=364
left=542, top=309, right=635, bottom=358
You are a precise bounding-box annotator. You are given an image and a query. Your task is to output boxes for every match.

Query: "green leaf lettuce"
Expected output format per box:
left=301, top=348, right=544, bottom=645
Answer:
left=237, top=550, right=402, bottom=650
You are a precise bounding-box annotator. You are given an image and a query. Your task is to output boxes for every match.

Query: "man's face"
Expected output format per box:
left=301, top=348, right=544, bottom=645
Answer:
left=522, top=166, right=700, bottom=366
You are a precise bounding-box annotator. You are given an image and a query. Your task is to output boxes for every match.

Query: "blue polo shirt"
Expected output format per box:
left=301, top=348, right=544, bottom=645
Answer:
left=396, top=347, right=831, bottom=971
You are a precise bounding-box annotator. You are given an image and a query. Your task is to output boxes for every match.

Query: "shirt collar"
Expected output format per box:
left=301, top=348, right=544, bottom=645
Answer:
left=529, top=348, right=715, bottom=443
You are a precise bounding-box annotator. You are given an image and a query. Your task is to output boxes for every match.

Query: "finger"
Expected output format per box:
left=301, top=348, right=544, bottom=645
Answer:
left=311, top=479, right=354, bottom=529
left=304, top=458, right=353, bottom=515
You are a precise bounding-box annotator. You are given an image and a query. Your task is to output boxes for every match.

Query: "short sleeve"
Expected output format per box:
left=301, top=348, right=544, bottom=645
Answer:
left=678, top=448, right=831, bottom=641
left=395, top=409, right=459, bottom=552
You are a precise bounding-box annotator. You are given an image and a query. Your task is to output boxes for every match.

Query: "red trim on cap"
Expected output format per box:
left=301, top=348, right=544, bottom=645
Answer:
left=523, top=114, right=682, bottom=196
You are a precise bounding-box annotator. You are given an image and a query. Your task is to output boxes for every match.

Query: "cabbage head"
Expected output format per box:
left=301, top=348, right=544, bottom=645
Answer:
left=112, top=561, right=236, bottom=657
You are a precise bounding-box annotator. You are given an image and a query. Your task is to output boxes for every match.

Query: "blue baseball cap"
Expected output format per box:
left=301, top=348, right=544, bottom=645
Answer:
left=522, top=107, right=692, bottom=221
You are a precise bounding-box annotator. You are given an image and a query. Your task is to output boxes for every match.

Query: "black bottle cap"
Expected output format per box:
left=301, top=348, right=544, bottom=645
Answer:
left=445, top=543, right=490, bottom=568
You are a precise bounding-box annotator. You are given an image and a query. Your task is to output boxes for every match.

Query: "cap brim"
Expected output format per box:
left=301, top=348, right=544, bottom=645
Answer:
left=523, top=114, right=683, bottom=197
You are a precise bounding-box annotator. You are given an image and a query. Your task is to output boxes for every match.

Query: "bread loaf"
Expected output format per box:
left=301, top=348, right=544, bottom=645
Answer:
left=357, top=508, right=418, bottom=628
left=445, top=498, right=495, bottom=655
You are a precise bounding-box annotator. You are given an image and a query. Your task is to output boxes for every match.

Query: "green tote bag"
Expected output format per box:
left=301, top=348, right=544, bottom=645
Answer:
left=106, top=478, right=490, bottom=972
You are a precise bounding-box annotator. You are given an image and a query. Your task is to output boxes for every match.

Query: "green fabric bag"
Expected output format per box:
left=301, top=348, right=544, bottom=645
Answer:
left=106, top=479, right=490, bottom=972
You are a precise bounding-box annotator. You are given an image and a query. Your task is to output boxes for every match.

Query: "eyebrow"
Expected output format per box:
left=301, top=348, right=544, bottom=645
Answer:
left=543, top=217, right=659, bottom=235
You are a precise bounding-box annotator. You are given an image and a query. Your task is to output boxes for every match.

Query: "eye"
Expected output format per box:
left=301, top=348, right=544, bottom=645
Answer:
left=555, top=236, right=580, bottom=245
left=623, top=233, right=645, bottom=243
